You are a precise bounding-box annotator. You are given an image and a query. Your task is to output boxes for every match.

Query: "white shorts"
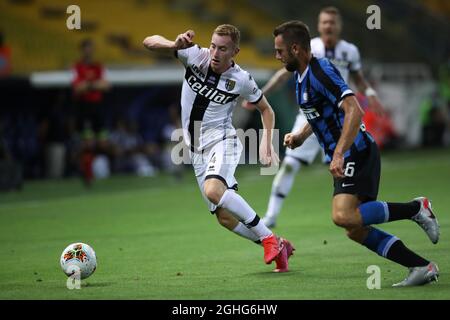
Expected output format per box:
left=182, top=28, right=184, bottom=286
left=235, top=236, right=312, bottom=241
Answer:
left=190, top=137, right=243, bottom=213
left=285, top=111, right=325, bottom=164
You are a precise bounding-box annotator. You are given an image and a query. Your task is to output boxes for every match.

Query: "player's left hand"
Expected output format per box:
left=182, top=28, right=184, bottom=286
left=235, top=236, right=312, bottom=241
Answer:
left=259, top=142, right=279, bottom=167
left=329, top=152, right=345, bottom=178
left=270, top=145, right=280, bottom=167
left=367, top=96, right=386, bottom=116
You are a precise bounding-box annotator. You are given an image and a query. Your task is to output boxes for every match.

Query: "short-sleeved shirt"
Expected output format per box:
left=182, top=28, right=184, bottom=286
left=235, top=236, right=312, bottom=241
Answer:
left=72, top=61, right=106, bottom=103
left=0, top=46, right=12, bottom=77
left=294, top=56, right=374, bottom=162
left=311, top=37, right=361, bottom=82
left=175, top=45, right=262, bottom=152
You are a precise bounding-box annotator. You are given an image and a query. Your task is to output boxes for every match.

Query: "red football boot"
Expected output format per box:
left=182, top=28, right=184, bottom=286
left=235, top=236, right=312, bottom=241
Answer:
left=262, top=234, right=283, bottom=264
left=273, top=238, right=295, bottom=273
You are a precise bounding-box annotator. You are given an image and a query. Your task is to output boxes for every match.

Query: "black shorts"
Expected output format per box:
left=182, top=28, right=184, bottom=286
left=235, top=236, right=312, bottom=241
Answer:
left=333, top=142, right=380, bottom=201
left=74, top=101, right=104, bottom=133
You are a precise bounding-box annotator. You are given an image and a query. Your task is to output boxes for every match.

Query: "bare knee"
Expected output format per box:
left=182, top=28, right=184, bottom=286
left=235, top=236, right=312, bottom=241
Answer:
left=204, top=180, right=226, bottom=205
left=332, top=209, right=362, bottom=229
left=332, top=194, right=363, bottom=229
left=332, top=210, right=353, bottom=228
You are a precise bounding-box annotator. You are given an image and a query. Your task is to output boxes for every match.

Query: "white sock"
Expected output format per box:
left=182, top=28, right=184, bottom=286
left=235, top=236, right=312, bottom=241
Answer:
left=232, top=222, right=261, bottom=243
left=265, top=156, right=301, bottom=220
left=218, top=189, right=272, bottom=240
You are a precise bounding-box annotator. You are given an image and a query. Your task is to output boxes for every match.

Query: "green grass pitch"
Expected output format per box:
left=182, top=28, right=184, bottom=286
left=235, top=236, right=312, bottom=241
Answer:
left=0, top=148, right=449, bottom=299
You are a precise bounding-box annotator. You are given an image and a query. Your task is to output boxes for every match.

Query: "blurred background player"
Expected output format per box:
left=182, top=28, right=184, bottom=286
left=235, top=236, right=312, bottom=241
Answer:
left=0, top=0, right=448, bottom=298
left=109, top=118, right=156, bottom=177
left=277, top=20, right=440, bottom=287
left=246, top=7, right=387, bottom=228
left=71, top=38, right=110, bottom=185
left=0, top=30, right=12, bottom=78
left=143, top=25, right=293, bottom=272
left=0, top=129, right=22, bottom=191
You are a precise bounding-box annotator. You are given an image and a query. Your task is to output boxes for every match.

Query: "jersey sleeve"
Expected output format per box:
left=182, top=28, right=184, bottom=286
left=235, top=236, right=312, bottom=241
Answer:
left=349, top=45, right=362, bottom=72
left=71, top=65, right=81, bottom=87
left=175, top=45, right=206, bottom=68
left=101, top=66, right=109, bottom=80
left=310, top=59, right=354, bottom=107
left=310, top=37, right=324, bottom=58
left=241, top=72, right=263, bottom=104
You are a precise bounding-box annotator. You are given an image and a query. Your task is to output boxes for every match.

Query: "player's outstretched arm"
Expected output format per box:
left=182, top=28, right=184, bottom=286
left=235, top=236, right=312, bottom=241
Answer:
left=254, top=96, right=280, bottom=167
left=142, top=30, right=195, bottom=56
left=261, top=68, right=291, bottom=96
left=350, top=70, right=385, bottom=116
left=283, top=123, right=313, bottom=149
left=329, top=95, right=364, bottom=178
left=242, top=68, right=291, bottom=110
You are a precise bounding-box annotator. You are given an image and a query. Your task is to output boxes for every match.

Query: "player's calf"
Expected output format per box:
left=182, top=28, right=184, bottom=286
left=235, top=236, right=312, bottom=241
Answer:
left=215, top=209, right=239, bottom=230
left=345, top=226, right=370, bottom=244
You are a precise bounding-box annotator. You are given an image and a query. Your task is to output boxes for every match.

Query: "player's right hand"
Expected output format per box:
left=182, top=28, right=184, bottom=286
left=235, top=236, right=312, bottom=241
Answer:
left=367, top=95, right=386, bottom=117
left=175, top=30, right=195, bottom=49
left=329, top=152, right=345, bottom=178
left=283, top=133, right=301, bottom=149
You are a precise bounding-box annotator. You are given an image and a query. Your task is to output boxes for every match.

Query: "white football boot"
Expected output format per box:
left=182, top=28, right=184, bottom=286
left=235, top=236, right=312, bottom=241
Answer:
left=411, top=197, right=440, bottom=244
left=392, top=262, right=439, bottom=287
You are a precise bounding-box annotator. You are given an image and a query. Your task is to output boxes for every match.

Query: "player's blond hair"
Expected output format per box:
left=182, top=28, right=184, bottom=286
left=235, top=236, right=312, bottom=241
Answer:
left=213, top=24, right=240, bottom=48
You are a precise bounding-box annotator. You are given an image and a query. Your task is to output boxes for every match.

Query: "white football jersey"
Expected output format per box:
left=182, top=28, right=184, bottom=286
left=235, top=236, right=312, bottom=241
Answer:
left=176, top=45, right=262, bottom=152
left=310, top=37, right=361, bottom=82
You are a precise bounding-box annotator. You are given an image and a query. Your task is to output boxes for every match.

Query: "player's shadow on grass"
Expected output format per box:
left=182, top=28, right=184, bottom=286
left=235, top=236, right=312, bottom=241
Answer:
left=82, top=282, right=113, bottom=288
left=245, top=269, right=302, bottom=277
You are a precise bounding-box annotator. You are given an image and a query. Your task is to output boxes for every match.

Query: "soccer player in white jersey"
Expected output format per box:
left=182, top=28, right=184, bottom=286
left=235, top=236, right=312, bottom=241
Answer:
left=143, top=24, right=294, bottom=272
left=254, top=7, right=385, bottom=228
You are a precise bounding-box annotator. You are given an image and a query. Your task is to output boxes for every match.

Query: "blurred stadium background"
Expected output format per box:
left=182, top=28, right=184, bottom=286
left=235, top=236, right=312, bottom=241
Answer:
left=0, top=0, right=450, bottom=300
left=0, top=0, right=448, bottom=186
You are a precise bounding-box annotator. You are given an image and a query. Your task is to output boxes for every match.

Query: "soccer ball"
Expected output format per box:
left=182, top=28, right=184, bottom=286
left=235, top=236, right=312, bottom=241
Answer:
left=60, top=242, right=97, bottom=280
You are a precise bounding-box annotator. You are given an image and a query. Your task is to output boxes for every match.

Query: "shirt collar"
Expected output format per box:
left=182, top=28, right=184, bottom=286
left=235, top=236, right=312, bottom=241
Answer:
left=297, top=65, right=309, bottom=83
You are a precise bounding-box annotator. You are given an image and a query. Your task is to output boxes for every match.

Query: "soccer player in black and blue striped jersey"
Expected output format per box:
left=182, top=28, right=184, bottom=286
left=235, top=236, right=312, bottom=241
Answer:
left=274, top=20, right=440, bottom=287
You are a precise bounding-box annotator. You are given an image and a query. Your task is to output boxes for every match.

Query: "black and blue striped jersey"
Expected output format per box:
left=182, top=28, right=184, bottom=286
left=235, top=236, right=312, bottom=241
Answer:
left=294, top=56, right=374, bottom=162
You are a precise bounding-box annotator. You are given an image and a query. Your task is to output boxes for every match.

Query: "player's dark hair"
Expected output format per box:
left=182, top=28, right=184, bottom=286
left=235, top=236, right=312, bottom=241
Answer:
left=273, top=21, right=311, bottom=52
left=80, top=38, right=93, bottom=50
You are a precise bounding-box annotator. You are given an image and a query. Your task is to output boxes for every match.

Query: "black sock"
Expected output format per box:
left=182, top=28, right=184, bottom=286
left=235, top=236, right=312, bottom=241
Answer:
left=387, top=201, right=420, bottom=222
left=386, top=240, right=429, bottom=268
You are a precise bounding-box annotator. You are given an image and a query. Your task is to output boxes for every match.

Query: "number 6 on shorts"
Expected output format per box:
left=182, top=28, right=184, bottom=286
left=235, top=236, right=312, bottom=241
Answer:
left=344, top=162, right=355, bottom=177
